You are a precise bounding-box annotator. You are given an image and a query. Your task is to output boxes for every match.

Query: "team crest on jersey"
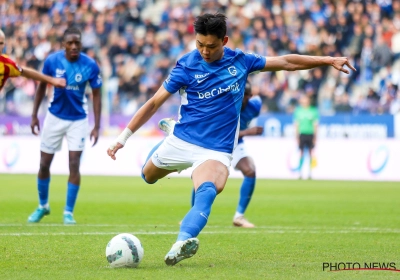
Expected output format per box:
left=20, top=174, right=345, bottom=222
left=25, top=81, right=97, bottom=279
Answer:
left=75, top=73, right=82, bottom=82
left=228, top=66, right=237, bottom=76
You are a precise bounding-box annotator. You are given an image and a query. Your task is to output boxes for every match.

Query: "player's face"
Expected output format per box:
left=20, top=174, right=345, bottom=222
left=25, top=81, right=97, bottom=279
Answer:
left=63, top=33, right=82, bottom=61
left=195, top=34, right=228, bottom=63
left=0, top=34, right=5, bottom=55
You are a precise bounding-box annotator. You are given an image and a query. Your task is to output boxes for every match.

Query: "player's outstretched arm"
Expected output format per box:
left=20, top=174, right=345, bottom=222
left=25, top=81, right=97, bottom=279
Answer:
left=90, top=87, right=102, bottom=147
left=262, top=55, right=356, bottom=74
left=107, top=85, right=172, bottom=160
left=21, top=66, right=66, bottom=88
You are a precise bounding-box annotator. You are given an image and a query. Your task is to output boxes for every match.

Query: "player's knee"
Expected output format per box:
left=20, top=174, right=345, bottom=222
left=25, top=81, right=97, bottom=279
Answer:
left=243, top=169, right=256, bottom=178
left=39, top=163, right=50, bottom=173
left=240, top=164, right=256, bottom=177
left=69, top=159, right=81, bottom=173
left=141, top=172, right=157, bottom=185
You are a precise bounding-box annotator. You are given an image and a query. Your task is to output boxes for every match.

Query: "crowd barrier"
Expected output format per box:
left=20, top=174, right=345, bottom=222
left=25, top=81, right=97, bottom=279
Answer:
left=2, top=113, right=400, bottom=139
left=1, top=136, right=398, bottom=181
left=257, top=113, right=399, bottom=138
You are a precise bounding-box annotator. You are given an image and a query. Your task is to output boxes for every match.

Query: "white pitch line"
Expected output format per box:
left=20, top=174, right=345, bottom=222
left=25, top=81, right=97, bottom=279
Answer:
left=1, top=228, right=400, bottom=236
left=1, top=223, right=400, bottom=232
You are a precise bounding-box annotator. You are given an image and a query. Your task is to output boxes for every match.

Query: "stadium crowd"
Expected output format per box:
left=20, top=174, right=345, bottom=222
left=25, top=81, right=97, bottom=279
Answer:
left=1, top=0, right=400, bottom=117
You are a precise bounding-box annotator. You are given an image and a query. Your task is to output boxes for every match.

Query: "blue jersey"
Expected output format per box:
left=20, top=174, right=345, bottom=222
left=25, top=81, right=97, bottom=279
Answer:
left=42, top=51, right=102, bottom=120
left=163, top=47, right=265, bottom=153
left=238, top=96, right=262, bottom=144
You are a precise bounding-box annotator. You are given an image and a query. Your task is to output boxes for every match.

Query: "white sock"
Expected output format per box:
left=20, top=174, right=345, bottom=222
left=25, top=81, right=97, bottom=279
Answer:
left=63, top=211, right=73, bottom=215
left=39, top=203, right=49, bottom=209
left=234, top=212, right=244, bottom=220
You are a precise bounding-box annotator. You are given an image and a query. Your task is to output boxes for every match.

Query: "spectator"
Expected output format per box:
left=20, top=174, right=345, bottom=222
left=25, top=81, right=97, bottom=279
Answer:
left=371, top=36, right=393, bottom=72
left=1, top=0, right=400, bottom=118
left=334, top=93, right=353, bottom=113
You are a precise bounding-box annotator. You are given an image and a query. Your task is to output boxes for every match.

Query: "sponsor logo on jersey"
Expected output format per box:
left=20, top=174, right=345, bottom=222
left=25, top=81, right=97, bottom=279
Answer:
left=195, top=73, right=210, bottom=83
left=66, top=85, right=79, bottom=90
left=195, top=73, right=210, bottom=79
left=228, top=66, right=237, bottom=76
left=197, top=82, right=240, bottom=99
left=55, top=68, right=66, bottom=77
left=75, top=73, right=82, bottom=82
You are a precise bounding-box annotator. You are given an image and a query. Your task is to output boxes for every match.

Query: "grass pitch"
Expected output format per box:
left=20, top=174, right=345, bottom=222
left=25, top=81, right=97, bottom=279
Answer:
left=0, top=174, right=399, bottom=279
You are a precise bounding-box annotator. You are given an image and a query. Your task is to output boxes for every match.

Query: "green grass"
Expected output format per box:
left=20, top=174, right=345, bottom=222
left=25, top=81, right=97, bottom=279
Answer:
left=0, top=174, right=399, bottom=279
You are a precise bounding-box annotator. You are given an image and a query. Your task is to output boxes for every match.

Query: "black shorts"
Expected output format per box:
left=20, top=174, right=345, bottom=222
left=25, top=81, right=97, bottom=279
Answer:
left=299, top=134, right=314, bottom=150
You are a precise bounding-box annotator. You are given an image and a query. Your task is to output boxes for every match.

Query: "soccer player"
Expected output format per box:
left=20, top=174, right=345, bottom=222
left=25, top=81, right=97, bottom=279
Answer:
left=0, top=29, right=65, bottom=90
left=294, top=94, right=319, bottom=179
left=28, top=27, right=102, bottom=225
left=107, top=13, right=355, bottom=266
left=158, top=81, right=263, bottom=228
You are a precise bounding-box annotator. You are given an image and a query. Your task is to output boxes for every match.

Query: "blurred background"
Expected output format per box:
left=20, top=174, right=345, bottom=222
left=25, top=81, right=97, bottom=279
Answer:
left=1, top=0, right=399, bottom=180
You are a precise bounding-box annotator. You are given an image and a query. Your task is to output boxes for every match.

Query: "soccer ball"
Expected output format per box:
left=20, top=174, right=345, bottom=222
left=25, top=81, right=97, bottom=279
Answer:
left=106, top=233, right=144, bottom=268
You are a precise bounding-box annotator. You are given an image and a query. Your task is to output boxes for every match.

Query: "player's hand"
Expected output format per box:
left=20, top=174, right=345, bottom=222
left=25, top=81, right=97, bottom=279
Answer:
left=246, top=126, right=264, bottom=136
left=30, top=116, right=40, bottom=135
left=107, top=142, right=124, bottom=160
left=331, top=57, right=356, bottom=74
left=51, top=78, right=66, bottom=88
left=90, top=127, right=100, bottom=147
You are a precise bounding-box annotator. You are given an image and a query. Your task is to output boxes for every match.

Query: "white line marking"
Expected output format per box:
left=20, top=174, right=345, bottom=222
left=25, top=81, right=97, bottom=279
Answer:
left=1, top=223, right=399, bottom=232
left=1, top=228, right=400, bottom=236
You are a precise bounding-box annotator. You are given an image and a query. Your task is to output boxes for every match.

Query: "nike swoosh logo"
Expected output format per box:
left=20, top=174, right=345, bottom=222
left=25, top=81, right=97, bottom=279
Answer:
left=197, top=78, right=208, bottom=83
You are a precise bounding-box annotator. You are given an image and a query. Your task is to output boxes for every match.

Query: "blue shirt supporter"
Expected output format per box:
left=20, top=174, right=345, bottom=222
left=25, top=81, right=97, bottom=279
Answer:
left=42, top=51, right=102, bottom=120
left=163, top=47, right=265, bottom=153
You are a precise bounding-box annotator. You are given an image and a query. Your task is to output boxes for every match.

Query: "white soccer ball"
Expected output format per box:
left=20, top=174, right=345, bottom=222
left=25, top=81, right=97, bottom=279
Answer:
left=106, top=233, right=144, bottom=268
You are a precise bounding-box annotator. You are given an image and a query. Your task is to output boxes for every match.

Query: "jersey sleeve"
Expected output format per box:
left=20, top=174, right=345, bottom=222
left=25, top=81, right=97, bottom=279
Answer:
left=89, top=63, right=102, bottom=89
left=243, top=52, right=266, bottom=74
left=162, top=61, right=189, bottom=94
left=42, top=57, right=52, bottom=76
left=0, top=56, right=22, bottom=77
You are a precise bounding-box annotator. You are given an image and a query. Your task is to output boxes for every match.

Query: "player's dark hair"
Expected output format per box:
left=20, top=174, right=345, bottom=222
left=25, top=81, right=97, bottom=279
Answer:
left=194, top=13, right=227, bottom=40
left=63, top=26, right=81, bottom=40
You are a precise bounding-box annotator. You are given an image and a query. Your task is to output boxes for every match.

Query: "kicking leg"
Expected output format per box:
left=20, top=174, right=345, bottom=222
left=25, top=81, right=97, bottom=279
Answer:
left=165, top=160, right=228, bottom=266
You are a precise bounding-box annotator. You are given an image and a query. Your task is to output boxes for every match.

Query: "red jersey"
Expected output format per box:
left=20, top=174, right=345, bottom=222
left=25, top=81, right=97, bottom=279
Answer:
left=0, top=54, right=22, bottom=91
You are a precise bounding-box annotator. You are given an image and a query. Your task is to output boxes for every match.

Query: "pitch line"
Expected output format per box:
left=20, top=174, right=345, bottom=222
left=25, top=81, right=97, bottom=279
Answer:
left=1, top=223, right=400, bottom=233
left=0, top=223, right=400, bottom=235
left=1, top=228, right=400, bottom=236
